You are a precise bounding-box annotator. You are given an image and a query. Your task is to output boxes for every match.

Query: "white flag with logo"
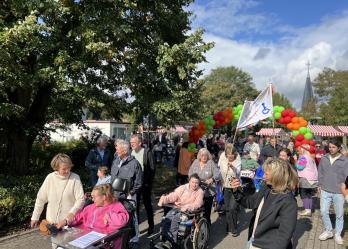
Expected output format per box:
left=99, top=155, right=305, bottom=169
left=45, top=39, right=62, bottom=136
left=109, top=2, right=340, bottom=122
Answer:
left=236, top=84, right=273, bottom=129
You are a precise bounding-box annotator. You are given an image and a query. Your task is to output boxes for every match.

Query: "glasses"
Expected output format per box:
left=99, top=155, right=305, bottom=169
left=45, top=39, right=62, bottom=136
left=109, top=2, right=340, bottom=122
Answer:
left=315, top=145, right=320, bottom=148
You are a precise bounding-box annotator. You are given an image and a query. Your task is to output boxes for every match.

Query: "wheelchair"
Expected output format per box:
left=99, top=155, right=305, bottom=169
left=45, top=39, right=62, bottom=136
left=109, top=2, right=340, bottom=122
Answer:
left=51, top=179, right=135, bottom=249
left=149, top=204, right=210, bottom=249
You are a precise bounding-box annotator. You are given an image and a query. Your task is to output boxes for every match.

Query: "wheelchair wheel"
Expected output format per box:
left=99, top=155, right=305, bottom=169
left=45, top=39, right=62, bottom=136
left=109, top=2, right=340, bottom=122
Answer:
left=192, top=217, right=209, bottom=249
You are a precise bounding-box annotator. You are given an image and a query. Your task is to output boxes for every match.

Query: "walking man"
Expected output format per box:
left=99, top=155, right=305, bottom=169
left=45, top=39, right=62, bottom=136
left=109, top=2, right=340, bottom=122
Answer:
left=130, top=134, right=156, bottom=235
left=318, top=139, right=348, bottom=245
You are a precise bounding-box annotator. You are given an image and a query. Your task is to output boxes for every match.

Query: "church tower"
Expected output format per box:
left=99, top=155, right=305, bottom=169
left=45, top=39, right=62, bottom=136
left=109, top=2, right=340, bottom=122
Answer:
left=301, top=61, right=315, bottom=112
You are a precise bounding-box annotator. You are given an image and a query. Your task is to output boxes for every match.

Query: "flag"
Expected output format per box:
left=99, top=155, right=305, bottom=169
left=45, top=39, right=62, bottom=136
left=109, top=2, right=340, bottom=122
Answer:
left=236, top=84, right=273, bottom=129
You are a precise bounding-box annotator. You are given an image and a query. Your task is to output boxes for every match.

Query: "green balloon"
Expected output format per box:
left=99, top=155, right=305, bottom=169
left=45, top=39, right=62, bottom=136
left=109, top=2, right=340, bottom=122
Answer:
left=292, top=130, right=300, bottom=137
left=306, top=127, right=311, bottom=133
left=299, top=127, right=307, bottom=134
left=237, top=104, right=243, bottom=110
left=304, top=133, right=313, bottom=140
left=274, top=112, right=281, bottom=119
left=278, top=106, right=285, bottom=112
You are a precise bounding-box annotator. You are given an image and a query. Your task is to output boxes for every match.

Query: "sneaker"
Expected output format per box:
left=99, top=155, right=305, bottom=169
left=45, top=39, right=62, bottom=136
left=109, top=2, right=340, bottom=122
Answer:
left=318, top=231, right=334, bottom=241
left=162, top=241, right=172, bottom=249
left=299, top=209, right=311, bottom=216
left=335, top=234, right=344, bottom=245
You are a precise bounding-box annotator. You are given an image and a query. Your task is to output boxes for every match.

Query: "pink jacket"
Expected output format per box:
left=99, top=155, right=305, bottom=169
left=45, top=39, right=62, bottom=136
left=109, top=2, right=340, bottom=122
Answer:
left=159, top=184, right=204, bottom=211
left=71, top=201, right=129, bottom=249
left=297, top=154, right=318, bottom=181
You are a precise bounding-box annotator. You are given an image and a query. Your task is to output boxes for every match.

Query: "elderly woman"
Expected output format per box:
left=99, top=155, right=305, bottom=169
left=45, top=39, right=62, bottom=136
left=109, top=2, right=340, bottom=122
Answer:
left=231, top=158, right=299, bottom=249
left=296, top=144, right=318, bottom=217
left=219, top=144, right=241, bottom=237
left=188, top=148, right=221, bottom=225
left=68, top=184, right=129, bottom=249
left=31, top=153, right=85, bottom=230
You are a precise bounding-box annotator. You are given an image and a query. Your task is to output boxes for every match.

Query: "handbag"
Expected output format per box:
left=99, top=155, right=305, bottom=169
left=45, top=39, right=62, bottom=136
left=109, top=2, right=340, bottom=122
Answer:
left=39, top=219, right=51, bottom=236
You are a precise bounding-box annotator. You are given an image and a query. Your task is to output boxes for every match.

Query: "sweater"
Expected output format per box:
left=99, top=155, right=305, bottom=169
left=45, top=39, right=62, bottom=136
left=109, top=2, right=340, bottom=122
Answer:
left=296, top=154, right=318, bottom=181
left=219, top=153, right=241, bottom=188
left=31, top=172, right=85, bottom=223
left=159, top=184, right=204, bottom=211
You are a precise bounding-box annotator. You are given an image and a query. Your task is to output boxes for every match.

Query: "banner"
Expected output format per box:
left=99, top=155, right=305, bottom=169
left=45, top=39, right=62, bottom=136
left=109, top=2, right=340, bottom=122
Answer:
left=236, top=84, right=273, bottom=129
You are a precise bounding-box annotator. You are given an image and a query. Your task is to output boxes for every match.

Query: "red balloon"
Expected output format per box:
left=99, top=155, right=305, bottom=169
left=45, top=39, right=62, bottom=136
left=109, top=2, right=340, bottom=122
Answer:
left=302, top=139, right=310, bottom=145
left=309, top=146, right=316, bottom=154
left=295, top=141, right=302, bottom=148
left=309, top=140, right=315, bottom=146
left=279, top=117, right=285, bottom=124
left=283, top=116, right=292, bottom=124
left=296, top=134, right=304, bottom=141
left=281, top=109, right=290, bottom=117
left=289, top=111, right=297, bottom=118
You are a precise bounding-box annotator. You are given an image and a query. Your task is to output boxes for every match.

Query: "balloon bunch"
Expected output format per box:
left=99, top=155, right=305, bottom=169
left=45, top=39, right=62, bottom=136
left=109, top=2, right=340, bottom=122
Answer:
left=188, top=107, right=235, bottom=152
left=233, top=105, right=243, bottom=120
left=273, top=105, right=315, bottom=153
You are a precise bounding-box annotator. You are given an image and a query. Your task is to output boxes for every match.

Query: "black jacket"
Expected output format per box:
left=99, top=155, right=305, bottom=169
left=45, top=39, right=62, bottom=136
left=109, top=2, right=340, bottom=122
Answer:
left=85, top=147, right=113, bottom=170
left=260, top=144, right=281, bottom=163
left=111, top=156, right=143, bottom=195
left=132, top=147, right=156, bottom=186
left=234, top=184, right=297, bottom=249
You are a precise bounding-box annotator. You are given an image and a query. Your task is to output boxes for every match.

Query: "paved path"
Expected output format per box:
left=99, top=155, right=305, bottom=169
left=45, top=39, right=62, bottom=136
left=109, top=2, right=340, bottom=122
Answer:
left=0, top=198, right=347, bottom=249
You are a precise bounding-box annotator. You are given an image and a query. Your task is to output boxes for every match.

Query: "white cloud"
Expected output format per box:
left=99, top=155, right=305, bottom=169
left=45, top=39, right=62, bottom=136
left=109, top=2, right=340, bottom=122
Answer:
left=196, top=7, right=348, bottom=110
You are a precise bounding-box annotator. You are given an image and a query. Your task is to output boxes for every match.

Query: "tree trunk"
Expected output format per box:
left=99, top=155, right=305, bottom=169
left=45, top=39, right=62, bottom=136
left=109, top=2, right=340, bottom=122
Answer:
left=0, top=127, right=34, bottom=176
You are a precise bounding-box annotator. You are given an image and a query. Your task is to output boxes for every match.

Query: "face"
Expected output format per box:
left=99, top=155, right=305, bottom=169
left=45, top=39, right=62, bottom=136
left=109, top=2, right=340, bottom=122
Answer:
left=248, top=136, right=254, bottom=143
left=57, top=163, right=71, bottom=177
left=270, top=138, right=276, bottom=147
left=200, top=153, right=209, bottom=163
left=97, top=170, right=104, bottom=178
left=279, top=151, right=289, bottom=161
left=116, top=144, right=127, bottom=158
left=130, top=137, right=141, bottom=151
left=263, top=168, right=272, bottom=184
left=91, top=190, right=105, bottom=207
left=226, top=152, right=235, bottom=162
left=98, top=141, right=107, bottom=150
left=329, top=143, right=339, bottom=155
left=189, top=177, right=200, bottom=191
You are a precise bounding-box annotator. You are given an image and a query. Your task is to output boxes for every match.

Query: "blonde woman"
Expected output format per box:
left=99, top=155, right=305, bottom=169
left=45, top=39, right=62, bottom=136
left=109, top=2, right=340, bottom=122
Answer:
left=189, top=148, right=221, bottom=225
left=219, top=144, right=241, bottom=237
left=231, top=158, right=299, bottom=249
left=31, top=153, right=84, bottom=230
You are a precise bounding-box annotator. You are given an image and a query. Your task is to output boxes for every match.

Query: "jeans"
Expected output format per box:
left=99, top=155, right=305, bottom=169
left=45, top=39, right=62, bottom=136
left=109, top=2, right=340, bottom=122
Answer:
left=320, top=190, right=345, bottom=236
left=161, top=209, right=181, bottom=244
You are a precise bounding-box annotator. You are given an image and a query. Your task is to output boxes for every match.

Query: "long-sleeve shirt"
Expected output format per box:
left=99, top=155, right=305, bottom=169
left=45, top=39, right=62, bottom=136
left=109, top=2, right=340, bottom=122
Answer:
left=31, top=172, right=84, bottom=223
left=318, top=154, right=348, bottom=193
left=218, top=153, right=241, bottom=188
left=297, top=154, right=318, bottom=181
left=159, top=184, right=204, bottom=211
left=188, top=159, right=221, bottom=182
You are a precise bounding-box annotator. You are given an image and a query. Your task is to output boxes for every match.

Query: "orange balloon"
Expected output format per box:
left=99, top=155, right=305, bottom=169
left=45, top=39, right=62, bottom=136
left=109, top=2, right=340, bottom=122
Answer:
left=287, top=123, right=294, bottom=130
left=292, top=123, right=300, bottom=130
left=291, top=117, right=299, bottom=123
left=298, top=117, right=305, bottom=122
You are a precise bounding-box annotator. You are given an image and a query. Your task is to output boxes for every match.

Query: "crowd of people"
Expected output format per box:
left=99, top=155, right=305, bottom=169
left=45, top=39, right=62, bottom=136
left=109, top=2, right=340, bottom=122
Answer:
left=29, top=132, right=348, bottom=249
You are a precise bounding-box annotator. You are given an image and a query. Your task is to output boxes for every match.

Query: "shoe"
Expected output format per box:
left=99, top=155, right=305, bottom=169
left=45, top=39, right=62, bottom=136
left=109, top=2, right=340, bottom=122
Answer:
left=162, top=241, right=172, bottom=249
left=334, top=234, right=344, bottom=245
left=318, top=231, right=334, bottom=241
left=154, top=242, right=165, bottom=249
left=148, top=227, right=154, bottom=235
left=299, top=209, right=311, bottom=216
left=231, top=232, right=239, bottom=237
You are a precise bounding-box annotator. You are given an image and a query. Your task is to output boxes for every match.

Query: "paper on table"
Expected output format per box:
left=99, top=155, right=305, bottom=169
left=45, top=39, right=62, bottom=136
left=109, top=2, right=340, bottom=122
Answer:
left=68, top=231, right=107, bottom=248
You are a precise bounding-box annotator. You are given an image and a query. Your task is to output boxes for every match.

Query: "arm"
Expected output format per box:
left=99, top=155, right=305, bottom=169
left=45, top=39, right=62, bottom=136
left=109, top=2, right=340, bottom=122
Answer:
left=271, top=199, right=298, bottom=249
left=131, top=162, right=143, bottom=195
left=106, top=203, right=130, bottom=231
left=85, top=150, right=98, bottom=170
left=188, top=160, right=197, bottom=177
left=212, top=162, right=222, bottom=182
left=68, top=177, right=85, bottom=216
left=147, top=149, right=156, bottom=185
left=159, top=186, right=182, bottom=205
left=317, top=159, right=324, bottom=188
left=31, top=176, right=49, bottom=223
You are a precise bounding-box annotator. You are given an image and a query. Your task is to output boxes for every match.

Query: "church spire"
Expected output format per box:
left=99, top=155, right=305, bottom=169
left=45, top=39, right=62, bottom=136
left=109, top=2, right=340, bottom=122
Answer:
left=301, top=61, right=314, bottom=112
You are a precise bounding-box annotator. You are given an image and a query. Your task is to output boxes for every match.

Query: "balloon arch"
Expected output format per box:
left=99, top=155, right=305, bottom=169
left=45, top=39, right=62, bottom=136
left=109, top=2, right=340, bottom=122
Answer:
left=187, top=105, right=315, bottom=153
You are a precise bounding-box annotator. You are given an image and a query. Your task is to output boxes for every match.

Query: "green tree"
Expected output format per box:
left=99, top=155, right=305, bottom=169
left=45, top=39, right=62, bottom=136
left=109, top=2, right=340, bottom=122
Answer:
left=272, top=92, right=293, bottom=109
left=201, top=66, right=258, bottom=115
left=0, top=1, right=212, bottom=175
left=313, top=68, right=348, bottom=124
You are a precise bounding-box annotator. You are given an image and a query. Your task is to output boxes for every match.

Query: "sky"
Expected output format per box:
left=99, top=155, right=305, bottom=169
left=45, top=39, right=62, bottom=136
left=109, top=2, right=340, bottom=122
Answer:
left=188, top=0, right=348, bottom=109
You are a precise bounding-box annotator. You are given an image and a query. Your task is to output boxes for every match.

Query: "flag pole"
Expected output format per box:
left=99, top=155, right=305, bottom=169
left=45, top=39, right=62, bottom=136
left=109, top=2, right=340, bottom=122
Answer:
left=269, top=83, right=276, bottom=157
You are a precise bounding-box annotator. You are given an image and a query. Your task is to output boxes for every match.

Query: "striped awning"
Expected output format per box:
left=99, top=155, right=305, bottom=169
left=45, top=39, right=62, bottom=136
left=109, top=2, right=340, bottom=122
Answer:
left=256, top=128, right=286, bottom=136
left=308, top=125, right=344, bottom=137
left=336, top=126, right=348, bottom=135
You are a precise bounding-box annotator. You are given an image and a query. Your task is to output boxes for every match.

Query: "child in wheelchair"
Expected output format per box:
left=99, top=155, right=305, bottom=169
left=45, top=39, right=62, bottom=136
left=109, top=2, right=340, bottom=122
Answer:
left=156, top=174, right=204, bottom=249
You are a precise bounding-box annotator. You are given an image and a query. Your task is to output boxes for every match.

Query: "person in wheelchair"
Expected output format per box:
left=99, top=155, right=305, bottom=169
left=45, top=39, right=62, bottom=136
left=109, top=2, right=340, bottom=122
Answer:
left=68, top=184, right=129, bottom=249
left=157, top=174, right=204, bottom=249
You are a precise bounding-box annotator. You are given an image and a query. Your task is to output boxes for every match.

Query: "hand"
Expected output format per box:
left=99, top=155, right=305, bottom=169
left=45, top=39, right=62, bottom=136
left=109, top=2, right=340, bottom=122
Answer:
left=66, top=213, right=74, bottom=223
left=56, top=219, right=66, bottom=229
left=317, top=187, right=321, bottom=193
left=103, top=213, right=109, bottom=225
left=30, top=220, right=39, bottom=228
left=181, top=207, right=187, bottom=212
left=205, top=178, right=213, bottom=185
left=231, top=178, right=240, bottom=189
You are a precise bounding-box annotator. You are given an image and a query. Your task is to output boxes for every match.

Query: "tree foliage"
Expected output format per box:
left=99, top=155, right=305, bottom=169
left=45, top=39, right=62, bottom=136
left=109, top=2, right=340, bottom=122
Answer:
left=313, top=68, right=348, bottom=124
left=0, top=0, right=212, bottom=174
left=201, top=66, right=258, bottom=116
left=272, top=92, right=293, bottom=109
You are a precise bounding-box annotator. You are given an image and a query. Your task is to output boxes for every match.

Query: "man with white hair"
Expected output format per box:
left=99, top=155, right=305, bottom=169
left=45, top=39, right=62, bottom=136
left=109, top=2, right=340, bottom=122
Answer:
left=111, top=139, right=143, bottom=247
